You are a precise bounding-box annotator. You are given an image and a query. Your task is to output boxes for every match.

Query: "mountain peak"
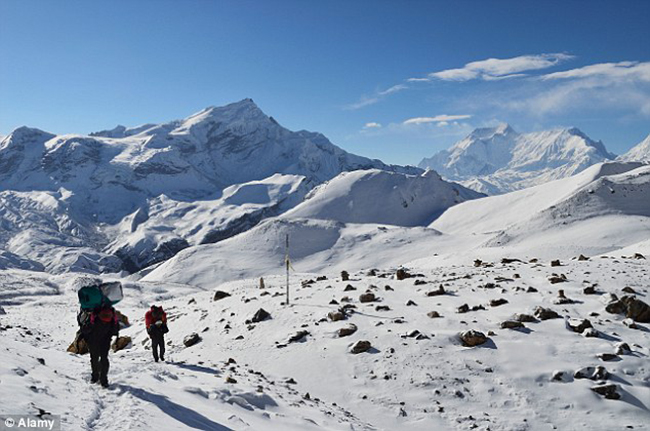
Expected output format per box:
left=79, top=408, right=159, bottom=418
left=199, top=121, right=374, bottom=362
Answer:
left=468, top=123, right=517, bottom=140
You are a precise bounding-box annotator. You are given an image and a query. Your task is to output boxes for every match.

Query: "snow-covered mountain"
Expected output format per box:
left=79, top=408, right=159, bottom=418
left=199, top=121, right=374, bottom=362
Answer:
left=0, top=100, right=424, bottom=274
left=618, top=134, right=650, bottom=162
left=419, top=124, right=617, bottom=194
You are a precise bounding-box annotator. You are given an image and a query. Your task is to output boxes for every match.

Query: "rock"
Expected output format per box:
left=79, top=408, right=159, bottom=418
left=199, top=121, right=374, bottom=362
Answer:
left=337, top=324, right=358, bottom=337
left=633, top=253, right=646, bottom=259
left=341, top=271, right=349, bottom=281
left=527, top=287, right=538, bottom=293
left=0, top=305, right=5, bottom=315
left=567, top=318, right=593, bottom=333
left=583, top=285, right=597, bottom=295
left=406, top=300, right=418, bottom=306
left=457, top=304, right=470, bottom=314
left=474, top=259, right=483, bottom=267
left=396, top=268, right=410, bottom=280
left=551, top=370, right=569, bottom=382
left=621, top=296, right=650, bottom=322
left=359, top=292, right=377, bottom=303
left=597, top=353, right=620, bottom=361
left=213, top=290, right=231, bottom=301
left=590, top=384, right=620, bottom=399
left=250, top=308, right=271, bottom=323
left=501, top=258, right=523, bottom=264
left=426, top=285, right=445, bottom=296
left=316, top=275, right=327, bottom=281
left=459, top=330, right=488, bottom=347
left=350, top=340, right=372, bottom=354
left=622, top=318, right=639, bottom=329
left=67, top=332, right=89, bottom=355
left=578, top=254, right=590, bottom=261
left=328, top=311, right=346, bottom=322
left=183, top=333, right=201, bottom=347
left=375, top=305, right=390, bottom=311
left=615, top=342, right=631, bottom=355
left=490, top=298, right=509, bottom=307
left=500, top=320, right=525, bottom=329
left=111, top=336, right=132, bottom=352
left=550, top=259, right=561, bottom=267
left=513, top=313, right=537, bottom=323
left=344, top=284, right=356, bottom=291
left=621, top=287, right=636, bottom=294
left=601, top=293, right=619, bottom=305
left=583, top=328, right=599, bottom=337
left=427, top=311, right=441, bottom=318
left=574, top=366, right=608, bottom=380
left=414, top=279, right=427, bottom=286
left=384, top=285, right=394, bottom=291
left=472, top=305, right=486, bottom=311
left=605, top=300, right=627, bottom=315
left=301, top=279, right=315, bottom=288
left=549, top=274, right=567, bottom=284
left=534, top=307, right=560, bottom=320
left=226, top=376, right=238, bottom=384
left=288, top=330, right=309, bottom=343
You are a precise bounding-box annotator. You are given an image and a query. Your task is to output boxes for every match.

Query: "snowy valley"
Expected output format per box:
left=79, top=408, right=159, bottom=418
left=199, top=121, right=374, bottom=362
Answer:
left=1, top=101, right=650, bottom=431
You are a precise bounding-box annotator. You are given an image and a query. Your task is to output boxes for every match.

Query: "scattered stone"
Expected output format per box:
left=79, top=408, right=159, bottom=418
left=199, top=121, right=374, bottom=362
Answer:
left=621, top=296, right=650, bottom=322
left=474, top=259, right=483, bottom=267
left=350, top=340, right=372, bottom=354
left=615, top=342, right=631, bottom=355
left=490, top=298, right=508, bottom=307
left=366, top=269, right=377, bottom=276
left=550, top=259, right=561, bottom=267
left=590, top=384, right=620, bottom=399
left=396, top=268, right=410, bottom=280
left=111, top=336, right=132, bottom=352
left=574, top=366, right=608, bottom=380
left=513, top=273, right=521, bottom=279
left=328, top=311, right=346, bottom=322
left=316, top=275, right=327, bottom=281
left=359, top=292, right=377, bottom=303
left=329, top=299, right=339, bottom=305
left=344, top=284, right=356, bottom=292
left=622, top=318, right=639, bottom=329
left=500, top=320, right=525, bottom=329
left=621, top=287, right=636, bottom=294
left=406, top=300, right=418, bottom=306
left=457, top=304, right=470, bottom=314
left=552, top=370, right=569, bottom=382
left=583, top=285, right=597, bottom=295
left=384, top=285, right=394, bottom=291
left=67, top=332, right=89, bottom=355
left=302, top=279, right=315, bottom=288
left=578, top=254, right=590, bottom=261
left=213, top=290, right=231, bottom=301
left=513, top=313, right=537, bottom=323
left=414, top=279, right=427, bottom=286
left=597, top=353, right=620, bottom=361
left=534, top=307, right=560, bottom=320
left=376, top=305, right=390, bottom=312
left=632, top=253, right=646, bottom=260
left=553, top=289, right=574, bottom=304
left=426, top=285, right=445, bottom=296
left=583, top=328, right=599, bottom=338
left=337, top=324, right=358, bottom=337
left=427, top=311, right=441, bottom=318
left=549, top=274, right=567, bottom=284
left=459, top=330, right=488, bottom=347
left=567, top=318, right=593, bottom=333
left=472, top=305, right=486, bottom=311
left=341, top=271, right=350, bottom=281
left=288, top=330, right=309, bottom=343
left=183, top=333, right=201, bottom=347
left=250, top=308, right=271, bottom=323
left=501, top=258, right=523, bottom=264
left=527, top=286, right=538, bottom=293
left=226, top=376, right=238, bottom=384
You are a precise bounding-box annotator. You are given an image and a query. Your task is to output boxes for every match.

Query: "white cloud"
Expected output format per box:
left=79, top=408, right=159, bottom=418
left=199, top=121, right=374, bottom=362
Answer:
left=428, top=53, right=574, bottom=82
left=346, top=84, right=408, bottom=110
left=403, top=114, right=472, bottom=125
left=406, top=77, right=430, bottom=82
left=363, top=122, right=382, bottom=129
left=541, top=61, right=650, bottom=82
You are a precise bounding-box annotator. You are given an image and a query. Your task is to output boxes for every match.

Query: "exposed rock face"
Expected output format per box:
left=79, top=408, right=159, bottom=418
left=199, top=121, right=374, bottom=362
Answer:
left=183, top=333, right=201, bottom=347
left=459, top=330, right=488, bottom=347
left=350, top=340, right=372, bottom=354
left=112, top=336, right=132, bottom=352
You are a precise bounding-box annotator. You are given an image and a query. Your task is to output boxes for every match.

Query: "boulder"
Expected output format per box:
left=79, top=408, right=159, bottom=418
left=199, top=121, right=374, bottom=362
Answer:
left=341, top=270, right=350, bottom=281
left=426, top=285, right=445, bottom=296
left=597, top=353, right=619, bottom=362
left=621, top=287, right=636, bottom=294
left=534, top=307, right=560, bottom=320
left=490, top=298, right=509, bottom=307
left=337, top=324, right=358, bottom=338
left=396, top=269, right=410, bottom=280
left=620, top=296, right=650, bottom=322
left=500, top=320, right=525, bottom=329
left=344, top=284, right=357, bottom=291
left=183, top=333, right=201, bottom=347
left=359, top=292, right=377, bottom=303
left=213, top=290, right=231, bottom=301
left=250, top=308, right=271, bottom=323
left=328, top=311, right=346, bottom=321
left=288, top=330, right=309, bottom=343
left=67, top=332, right=89, bottom=355
left=590, top=384, right=620, bottom=400
left=615, top=342, right=631, bottom=355
left=567, top=318, right=593, bottom=333
left=513, top=313, right=537, bottom=323
left=549, top=274, right=567, bottom=284
left=459, top=330, right=488, bottom=347
left=350, top=340, right=372, bottom=354
left=574, top=366, right=608, bottom=380
left=550, top=259, right=561, bottom=267
left=427, top=311, right=441, bottom=318
left=112, top=336, right=132, bottom=352
left=457, top=304, right=470, bottom=314
left=578, top=254, right=590, bottom=261
left=582, top=328, right=599, bottom=338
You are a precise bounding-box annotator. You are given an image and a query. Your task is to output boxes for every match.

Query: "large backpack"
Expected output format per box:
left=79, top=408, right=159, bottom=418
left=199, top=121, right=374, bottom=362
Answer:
left=78, top=282, right=123, bottom=310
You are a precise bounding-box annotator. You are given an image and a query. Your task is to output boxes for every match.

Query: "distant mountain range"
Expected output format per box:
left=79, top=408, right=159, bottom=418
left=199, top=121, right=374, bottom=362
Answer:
left=419, top=124, right=650, bottom=194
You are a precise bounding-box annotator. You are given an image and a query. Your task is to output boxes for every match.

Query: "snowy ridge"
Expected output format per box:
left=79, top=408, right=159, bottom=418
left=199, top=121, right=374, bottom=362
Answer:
left=619, top=134, right=650, bottom=162
left=419, top=124, right=617, bottom=194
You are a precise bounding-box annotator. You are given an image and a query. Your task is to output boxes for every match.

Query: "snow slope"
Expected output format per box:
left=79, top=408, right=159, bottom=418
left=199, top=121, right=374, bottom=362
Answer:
left=419, top=125, right=617, bottom=194
left=619, top=134, right=650, bottom=162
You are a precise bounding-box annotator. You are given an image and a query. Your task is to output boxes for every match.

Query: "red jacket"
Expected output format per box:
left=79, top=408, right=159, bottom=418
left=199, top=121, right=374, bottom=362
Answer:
left=145, top=308, right=167, bottom=330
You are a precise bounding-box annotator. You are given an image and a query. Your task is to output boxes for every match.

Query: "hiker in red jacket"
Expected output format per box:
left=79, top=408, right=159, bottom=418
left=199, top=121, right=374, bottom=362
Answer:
left=145, top=305, right=168, bottom=362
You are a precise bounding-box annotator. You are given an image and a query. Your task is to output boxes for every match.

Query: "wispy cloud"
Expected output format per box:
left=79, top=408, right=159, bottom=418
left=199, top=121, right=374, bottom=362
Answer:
left=541, top=61, right=650, bottom=82
left=363, top=122, right=382, bottom=129
left=425, top=53, right=573, bottom=82
left=346, top=84, right=408, bottom=110
left=403, top=114, right=472, bottom=125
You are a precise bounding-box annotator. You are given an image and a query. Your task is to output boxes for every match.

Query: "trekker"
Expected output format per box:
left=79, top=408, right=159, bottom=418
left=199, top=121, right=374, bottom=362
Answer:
left=78, top=304, right=119, bottom=388
left=145, top=305, right=168, bottom=362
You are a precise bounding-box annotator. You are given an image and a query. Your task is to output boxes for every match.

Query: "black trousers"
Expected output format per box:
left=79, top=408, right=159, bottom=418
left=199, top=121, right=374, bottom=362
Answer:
left=88, top=337, right=111, bottom=384
left=151, top=332, right=165, bottom=361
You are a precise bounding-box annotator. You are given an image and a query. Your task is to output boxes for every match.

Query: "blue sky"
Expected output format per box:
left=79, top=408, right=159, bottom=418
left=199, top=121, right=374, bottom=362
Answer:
left=1, top=0, right=649, bottom=165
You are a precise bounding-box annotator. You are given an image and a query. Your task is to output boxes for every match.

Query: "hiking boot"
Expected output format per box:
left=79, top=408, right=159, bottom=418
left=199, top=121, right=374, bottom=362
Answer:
left=90, top=377, right=99, bottom=384
left=160, top=355, right=165, bottom=362
left=100, top=380, right=109, bottom=388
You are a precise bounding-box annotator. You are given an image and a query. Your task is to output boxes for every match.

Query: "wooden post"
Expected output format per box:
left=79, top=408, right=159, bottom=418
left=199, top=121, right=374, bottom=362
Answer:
left=285, top=234, right=290, bottom=305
